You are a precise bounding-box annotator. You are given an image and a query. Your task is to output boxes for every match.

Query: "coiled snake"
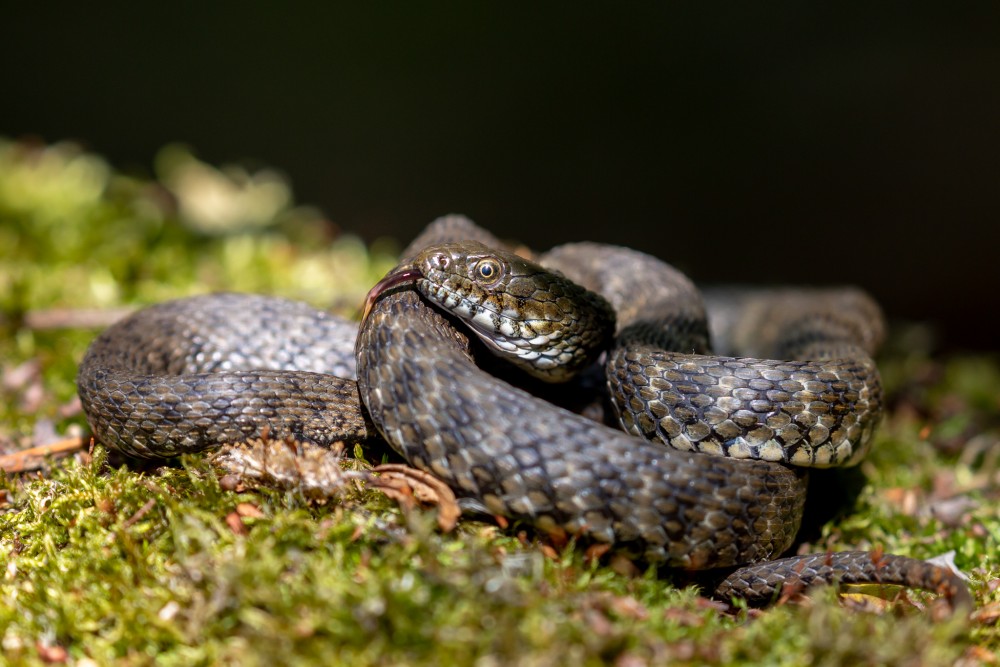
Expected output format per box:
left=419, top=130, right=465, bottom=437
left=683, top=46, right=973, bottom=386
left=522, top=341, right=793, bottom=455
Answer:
left=77, top=216, right=972, bottom=608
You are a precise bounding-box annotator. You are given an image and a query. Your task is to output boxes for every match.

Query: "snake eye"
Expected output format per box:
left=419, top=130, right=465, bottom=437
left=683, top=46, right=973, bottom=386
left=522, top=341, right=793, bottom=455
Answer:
left=474, top=258, right=502, bottom=283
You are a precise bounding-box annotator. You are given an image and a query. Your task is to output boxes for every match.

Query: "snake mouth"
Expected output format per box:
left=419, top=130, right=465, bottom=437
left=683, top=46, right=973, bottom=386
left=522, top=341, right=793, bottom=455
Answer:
left=361, top=265, right=424, bottom=322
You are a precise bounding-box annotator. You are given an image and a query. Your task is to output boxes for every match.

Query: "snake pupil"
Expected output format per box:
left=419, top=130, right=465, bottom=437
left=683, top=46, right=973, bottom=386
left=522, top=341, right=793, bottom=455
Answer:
left=476, top=259, right=499, bottom=281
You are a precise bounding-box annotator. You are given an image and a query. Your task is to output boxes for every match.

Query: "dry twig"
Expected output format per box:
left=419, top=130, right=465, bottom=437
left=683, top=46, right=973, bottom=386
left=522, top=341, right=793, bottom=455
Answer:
left=0, top=436, right=88, bottom=473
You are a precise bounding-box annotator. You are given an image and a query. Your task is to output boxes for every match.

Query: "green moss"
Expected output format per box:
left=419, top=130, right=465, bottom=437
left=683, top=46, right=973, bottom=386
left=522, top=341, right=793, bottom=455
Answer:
left=0, top=138, right=997, bottom=666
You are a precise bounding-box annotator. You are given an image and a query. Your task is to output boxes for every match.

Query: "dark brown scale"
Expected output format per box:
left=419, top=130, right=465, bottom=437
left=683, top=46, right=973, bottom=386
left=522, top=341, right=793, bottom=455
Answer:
left=355, top=289, right=806, bottom=568
left=541, top=244, right=883, bottom=468
left=77, top=214, right=972, bottom=609
left=714, top=552, right=974, bottom=608
left=77, top=293, right=375, bottom=458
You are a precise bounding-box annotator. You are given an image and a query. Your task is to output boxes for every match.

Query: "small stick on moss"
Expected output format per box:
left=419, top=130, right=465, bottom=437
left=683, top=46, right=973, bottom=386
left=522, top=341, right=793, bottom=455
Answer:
left=21, top=306, right=135, bottom=330
left=0, top=436, right=87, bottom=473
left=122, top=498, right=158, bottom=529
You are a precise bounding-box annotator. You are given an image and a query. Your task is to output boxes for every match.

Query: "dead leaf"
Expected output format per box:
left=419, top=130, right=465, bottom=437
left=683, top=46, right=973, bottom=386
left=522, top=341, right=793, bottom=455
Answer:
left=694, top=597, right=729, bottom=613
left=962, top=646, right=997, bottom=664
left=584, top=542, right=612, bottom=564
left=609, top=554, right=641, bottom=577
left=236, top=502, right=265, bottom=519
left=371, top=463, right=461, bottom=532
left=971, top=602, right=1000, bottom=625
left=663, top=607, right=707, bottom=627
left=211, top=436, right=368, bottom=498
left=225, top=511, right=248, bottom=536
left=839, top=592, right=895, bottom=614
left=584, top=608, right=613, bottom=636
left=539, top=544, right=559, bottom=560
left=542, top=525, right=569, bottom=550
left=609, top=594, right=649, bottom=621
left=35, top=643, right=68, bottom=663
left=882, top=487, right=920, bottom=516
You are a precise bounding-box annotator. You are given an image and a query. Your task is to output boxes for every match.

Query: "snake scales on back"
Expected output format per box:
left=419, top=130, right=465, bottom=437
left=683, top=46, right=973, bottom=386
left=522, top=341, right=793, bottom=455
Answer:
left=77, top=215, right=972, bottom=608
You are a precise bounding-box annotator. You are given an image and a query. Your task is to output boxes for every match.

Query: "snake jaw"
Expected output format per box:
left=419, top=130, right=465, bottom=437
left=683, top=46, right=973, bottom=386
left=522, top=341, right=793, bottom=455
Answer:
left=362, top=265, right=424, bottom=323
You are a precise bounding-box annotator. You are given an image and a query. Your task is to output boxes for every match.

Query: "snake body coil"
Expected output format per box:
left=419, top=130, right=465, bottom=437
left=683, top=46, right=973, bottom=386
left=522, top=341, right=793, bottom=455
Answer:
left=77, top=216, right=972, bottom=607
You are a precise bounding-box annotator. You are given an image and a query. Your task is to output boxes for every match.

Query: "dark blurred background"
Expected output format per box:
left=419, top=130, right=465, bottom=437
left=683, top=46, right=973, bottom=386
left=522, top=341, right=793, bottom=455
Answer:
left=3, top=4, right=998, bottom=350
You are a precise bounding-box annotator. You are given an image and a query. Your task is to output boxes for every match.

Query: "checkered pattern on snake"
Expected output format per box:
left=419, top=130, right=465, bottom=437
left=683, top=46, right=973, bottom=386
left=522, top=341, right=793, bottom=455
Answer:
left=76, top=215, right=972, bottom=608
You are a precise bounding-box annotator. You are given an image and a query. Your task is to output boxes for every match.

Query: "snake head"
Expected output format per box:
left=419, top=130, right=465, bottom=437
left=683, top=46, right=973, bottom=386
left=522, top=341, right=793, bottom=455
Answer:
left=364, top=241, right=615, bottom=382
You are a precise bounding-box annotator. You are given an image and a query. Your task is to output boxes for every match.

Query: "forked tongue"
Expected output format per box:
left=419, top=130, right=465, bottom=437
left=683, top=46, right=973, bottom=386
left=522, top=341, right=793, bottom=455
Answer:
left=361, top=265, right=423, bottom=322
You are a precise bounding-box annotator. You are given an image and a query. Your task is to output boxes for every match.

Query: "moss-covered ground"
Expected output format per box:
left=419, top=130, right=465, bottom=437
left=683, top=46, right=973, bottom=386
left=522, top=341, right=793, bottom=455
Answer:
left=1, top=139, right=997, bottom=666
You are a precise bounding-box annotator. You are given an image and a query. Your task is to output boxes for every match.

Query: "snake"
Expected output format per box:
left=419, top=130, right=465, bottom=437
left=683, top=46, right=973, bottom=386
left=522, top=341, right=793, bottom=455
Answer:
left=77, top=215, right=972, bottom=608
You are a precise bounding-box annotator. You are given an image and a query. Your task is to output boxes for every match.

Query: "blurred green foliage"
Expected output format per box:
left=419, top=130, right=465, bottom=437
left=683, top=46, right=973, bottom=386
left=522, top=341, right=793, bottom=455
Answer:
left=0, top=138, right=399, bottom=314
